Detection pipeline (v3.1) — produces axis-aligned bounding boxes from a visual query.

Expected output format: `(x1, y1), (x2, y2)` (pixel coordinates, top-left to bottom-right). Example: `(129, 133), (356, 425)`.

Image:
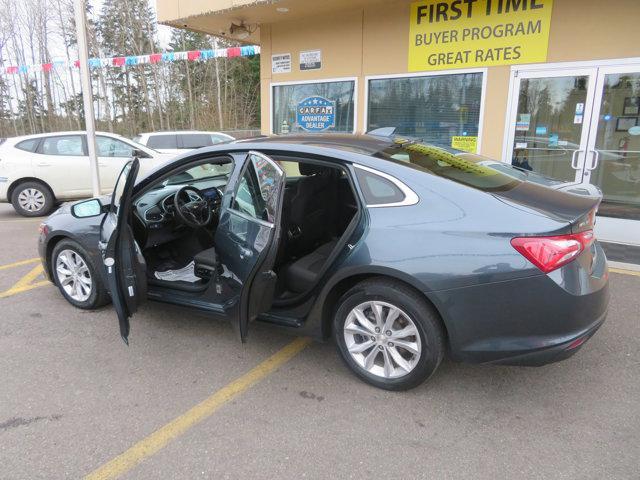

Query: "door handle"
(587, 150), (600, 171)
(570, 149), (584, 169)
(98, 162), (107, 167)
(36, 162), (52, 167)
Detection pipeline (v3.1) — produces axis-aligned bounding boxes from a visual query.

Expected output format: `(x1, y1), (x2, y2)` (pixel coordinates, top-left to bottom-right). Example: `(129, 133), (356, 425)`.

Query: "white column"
(74, 0), (101, 197)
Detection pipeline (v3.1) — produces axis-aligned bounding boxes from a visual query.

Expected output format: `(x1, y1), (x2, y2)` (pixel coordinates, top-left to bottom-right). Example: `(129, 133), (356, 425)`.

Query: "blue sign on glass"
(297, 96), (336, 132)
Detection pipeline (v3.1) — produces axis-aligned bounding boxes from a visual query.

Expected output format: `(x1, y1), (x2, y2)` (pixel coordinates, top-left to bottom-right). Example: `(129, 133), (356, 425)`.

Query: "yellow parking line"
(609, 267), (640, 277)
(85, 336), (311, 480)
(0, 257), (40, 271)
(0, 218), (42, 223)
(0, 264), (50, 298)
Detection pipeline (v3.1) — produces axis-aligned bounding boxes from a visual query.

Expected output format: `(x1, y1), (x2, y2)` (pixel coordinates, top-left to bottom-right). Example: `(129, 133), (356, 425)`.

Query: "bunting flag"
(0, 45), (260, 76)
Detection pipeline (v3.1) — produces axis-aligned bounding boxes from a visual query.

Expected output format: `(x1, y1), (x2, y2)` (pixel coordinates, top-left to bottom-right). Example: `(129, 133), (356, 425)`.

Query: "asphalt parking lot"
(0, 203), (639, 480)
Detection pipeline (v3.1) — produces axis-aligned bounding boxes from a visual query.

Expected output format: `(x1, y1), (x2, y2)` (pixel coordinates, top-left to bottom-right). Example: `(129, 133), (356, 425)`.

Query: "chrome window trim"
(353, 164), (419, 208)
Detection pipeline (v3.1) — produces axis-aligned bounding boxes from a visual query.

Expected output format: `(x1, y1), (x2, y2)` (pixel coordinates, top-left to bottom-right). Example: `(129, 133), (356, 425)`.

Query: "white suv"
(134, 131), (235, 154)
(0, 131), (172, 216)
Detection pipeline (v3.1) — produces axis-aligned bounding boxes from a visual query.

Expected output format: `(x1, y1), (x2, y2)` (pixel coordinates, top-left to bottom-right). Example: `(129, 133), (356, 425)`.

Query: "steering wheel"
(173, 186), (213, 228)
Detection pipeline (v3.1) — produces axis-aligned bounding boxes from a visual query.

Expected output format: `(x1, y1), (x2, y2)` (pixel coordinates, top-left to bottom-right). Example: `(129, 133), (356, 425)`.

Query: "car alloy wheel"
(55, 249), (93, 302)
(18, 188), (46, 212)
(343, 300), (422, 379)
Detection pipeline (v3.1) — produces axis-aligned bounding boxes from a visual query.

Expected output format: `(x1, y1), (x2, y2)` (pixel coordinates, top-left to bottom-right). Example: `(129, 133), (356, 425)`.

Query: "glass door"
(506, 68), (598, 183)
(584, 65), (640, 244)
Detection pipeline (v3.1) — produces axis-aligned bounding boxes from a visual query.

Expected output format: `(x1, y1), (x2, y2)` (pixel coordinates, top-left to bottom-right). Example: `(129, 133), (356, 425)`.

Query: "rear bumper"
(429, 242), (610, 366)
(487, 310), (606, 366)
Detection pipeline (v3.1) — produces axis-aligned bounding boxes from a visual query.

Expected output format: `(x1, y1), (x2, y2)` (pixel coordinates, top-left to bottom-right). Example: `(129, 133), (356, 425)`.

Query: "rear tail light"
(511, 230), (595, 273)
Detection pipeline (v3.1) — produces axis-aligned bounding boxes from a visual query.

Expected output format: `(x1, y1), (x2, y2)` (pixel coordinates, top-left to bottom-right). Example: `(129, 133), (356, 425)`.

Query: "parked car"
(0, 131), (172, 217)
(37, 134), (609, 390)
(133, 131), (235, 154)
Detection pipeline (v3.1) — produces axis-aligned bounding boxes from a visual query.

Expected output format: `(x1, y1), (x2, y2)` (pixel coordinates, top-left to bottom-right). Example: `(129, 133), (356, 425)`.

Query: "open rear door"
(214, 151), (285, 342)
(100, 158), (147, 344)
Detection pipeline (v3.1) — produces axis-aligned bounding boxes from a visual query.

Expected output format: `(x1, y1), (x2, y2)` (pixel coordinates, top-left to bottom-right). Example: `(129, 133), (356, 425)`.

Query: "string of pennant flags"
(0, 45), (260, 76)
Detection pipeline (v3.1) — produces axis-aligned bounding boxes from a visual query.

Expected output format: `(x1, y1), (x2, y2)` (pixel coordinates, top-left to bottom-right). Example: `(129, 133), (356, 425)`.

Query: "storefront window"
(367, 72), (483, 151)
(272, 80), (355, 134)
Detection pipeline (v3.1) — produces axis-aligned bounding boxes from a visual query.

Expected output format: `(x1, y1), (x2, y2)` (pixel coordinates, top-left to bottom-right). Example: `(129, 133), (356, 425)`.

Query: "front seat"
(287, 164), (334, 256)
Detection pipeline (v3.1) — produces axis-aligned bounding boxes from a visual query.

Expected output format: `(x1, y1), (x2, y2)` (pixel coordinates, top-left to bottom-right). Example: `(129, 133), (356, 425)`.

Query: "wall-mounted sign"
(300, 50), (322, 70)
(272, 53), (291, 74)
(408, 0), (553, 71)
(297, 96), (336, 132)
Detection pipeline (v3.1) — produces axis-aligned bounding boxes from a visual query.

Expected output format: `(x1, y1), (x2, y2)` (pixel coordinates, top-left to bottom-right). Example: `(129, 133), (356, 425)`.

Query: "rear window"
(179, 134), (213, 149)
(16, 138), (39, 152)
(355, 168), (405, 205)
(38, 135), (85, 156)
(147, 134), (178, 149)
(374, 140), (521, 192)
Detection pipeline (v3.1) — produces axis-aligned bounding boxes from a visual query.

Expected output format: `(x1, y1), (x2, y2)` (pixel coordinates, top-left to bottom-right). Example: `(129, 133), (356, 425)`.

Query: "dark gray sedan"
(37, 134), (609, 390)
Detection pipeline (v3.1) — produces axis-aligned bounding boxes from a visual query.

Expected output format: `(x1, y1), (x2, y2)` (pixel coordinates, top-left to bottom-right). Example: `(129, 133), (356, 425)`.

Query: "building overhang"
(156, 0), (389, 44)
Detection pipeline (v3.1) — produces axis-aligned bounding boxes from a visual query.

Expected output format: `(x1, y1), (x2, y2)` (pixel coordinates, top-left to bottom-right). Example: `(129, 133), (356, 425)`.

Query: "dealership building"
(158, 0), (640, 260)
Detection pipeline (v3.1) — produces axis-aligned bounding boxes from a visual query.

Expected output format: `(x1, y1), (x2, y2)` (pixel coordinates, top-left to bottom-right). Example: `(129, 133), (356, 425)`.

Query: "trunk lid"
(494, 180), (601, 232)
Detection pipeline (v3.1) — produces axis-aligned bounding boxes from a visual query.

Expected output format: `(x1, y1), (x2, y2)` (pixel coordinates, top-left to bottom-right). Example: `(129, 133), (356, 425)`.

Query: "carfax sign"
(408, 0), (553, 71)
(297, 96), (336, 132)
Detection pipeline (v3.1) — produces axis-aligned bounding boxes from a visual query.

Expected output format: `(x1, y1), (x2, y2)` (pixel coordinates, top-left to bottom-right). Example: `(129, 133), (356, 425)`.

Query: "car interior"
(131, 154), (359, 305)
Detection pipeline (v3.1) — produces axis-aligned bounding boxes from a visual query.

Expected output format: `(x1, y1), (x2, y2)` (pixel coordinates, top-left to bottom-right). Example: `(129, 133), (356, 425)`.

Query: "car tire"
(51, 239), (110, 310)
(333, 278), (445, 391)
(11, 181), (55, 217)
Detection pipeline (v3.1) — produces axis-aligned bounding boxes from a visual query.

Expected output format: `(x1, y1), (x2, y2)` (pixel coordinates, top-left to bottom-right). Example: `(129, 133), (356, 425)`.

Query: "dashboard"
(133, 177), (227, 248)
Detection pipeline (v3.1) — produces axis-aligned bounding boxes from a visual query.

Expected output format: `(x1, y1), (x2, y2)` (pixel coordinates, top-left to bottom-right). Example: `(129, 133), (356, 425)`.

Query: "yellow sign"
(408, 0), (553, 71)
(451, 135), (477, 152)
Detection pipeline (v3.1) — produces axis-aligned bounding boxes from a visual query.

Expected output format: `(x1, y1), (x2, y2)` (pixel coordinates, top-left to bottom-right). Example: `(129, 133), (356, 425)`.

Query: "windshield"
(373, 139), (559, 192)
(152, 162), (234, 189)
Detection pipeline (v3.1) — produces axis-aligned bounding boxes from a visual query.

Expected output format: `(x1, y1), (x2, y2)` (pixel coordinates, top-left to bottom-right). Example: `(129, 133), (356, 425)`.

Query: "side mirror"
(132, 148), (150, 159)
(72, 199), (103, 218)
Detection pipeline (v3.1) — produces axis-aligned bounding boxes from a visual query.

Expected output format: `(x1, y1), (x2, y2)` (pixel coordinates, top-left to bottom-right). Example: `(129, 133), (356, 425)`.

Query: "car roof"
(237, 133), (460, 158)
(137, 131), (231, 136)
(6, 131), (131, 142)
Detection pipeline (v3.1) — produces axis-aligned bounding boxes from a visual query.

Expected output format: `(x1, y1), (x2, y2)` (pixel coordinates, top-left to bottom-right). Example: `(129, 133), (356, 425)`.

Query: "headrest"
(299, 163), (329, 176)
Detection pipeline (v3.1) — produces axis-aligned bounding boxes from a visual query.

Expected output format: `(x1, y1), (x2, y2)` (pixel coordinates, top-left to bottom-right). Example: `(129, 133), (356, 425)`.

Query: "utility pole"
(74, 0), (101, 197)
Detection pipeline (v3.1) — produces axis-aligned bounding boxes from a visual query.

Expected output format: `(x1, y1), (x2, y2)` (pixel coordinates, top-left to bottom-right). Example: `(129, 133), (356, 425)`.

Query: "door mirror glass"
(72, 199), (103, 218)
(132, 148), (150, 159)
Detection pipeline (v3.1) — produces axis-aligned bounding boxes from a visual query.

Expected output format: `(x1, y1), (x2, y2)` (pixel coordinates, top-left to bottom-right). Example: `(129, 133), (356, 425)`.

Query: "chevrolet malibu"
(37, 134), (609, 390)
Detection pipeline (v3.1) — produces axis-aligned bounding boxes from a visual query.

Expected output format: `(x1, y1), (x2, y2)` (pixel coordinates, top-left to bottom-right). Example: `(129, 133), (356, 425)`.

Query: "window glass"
(273, 80), (355, 134)
(16, 138), (39, 152)
(180, 134), (213, 149)
(210, 134), (231, 144)
(96, 136), (135, 158)
(367, 73), (483, 149)
(355, 168), (405, 205)
(39, 136), (84, 156)
(277, 160), (302, 178)
(112, 162), (132, 209)
(147, 134), (177, 149)
(163, 160), (234, 186)
(232, 154), (282, 222)
(374, 140), (521, 192)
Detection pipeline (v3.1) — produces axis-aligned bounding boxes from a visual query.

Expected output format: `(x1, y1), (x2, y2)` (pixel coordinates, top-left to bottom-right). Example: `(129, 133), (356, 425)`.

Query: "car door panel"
(36, 135), (91, 198)
(95, 135), (137, 194)
(100, 159), (147, 343)
(214, 151), (285, 341)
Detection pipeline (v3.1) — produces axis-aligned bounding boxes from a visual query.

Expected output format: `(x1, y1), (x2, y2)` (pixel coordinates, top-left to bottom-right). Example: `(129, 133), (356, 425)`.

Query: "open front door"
(214, 151), (285, 342)
(100, 158), (147, 344)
